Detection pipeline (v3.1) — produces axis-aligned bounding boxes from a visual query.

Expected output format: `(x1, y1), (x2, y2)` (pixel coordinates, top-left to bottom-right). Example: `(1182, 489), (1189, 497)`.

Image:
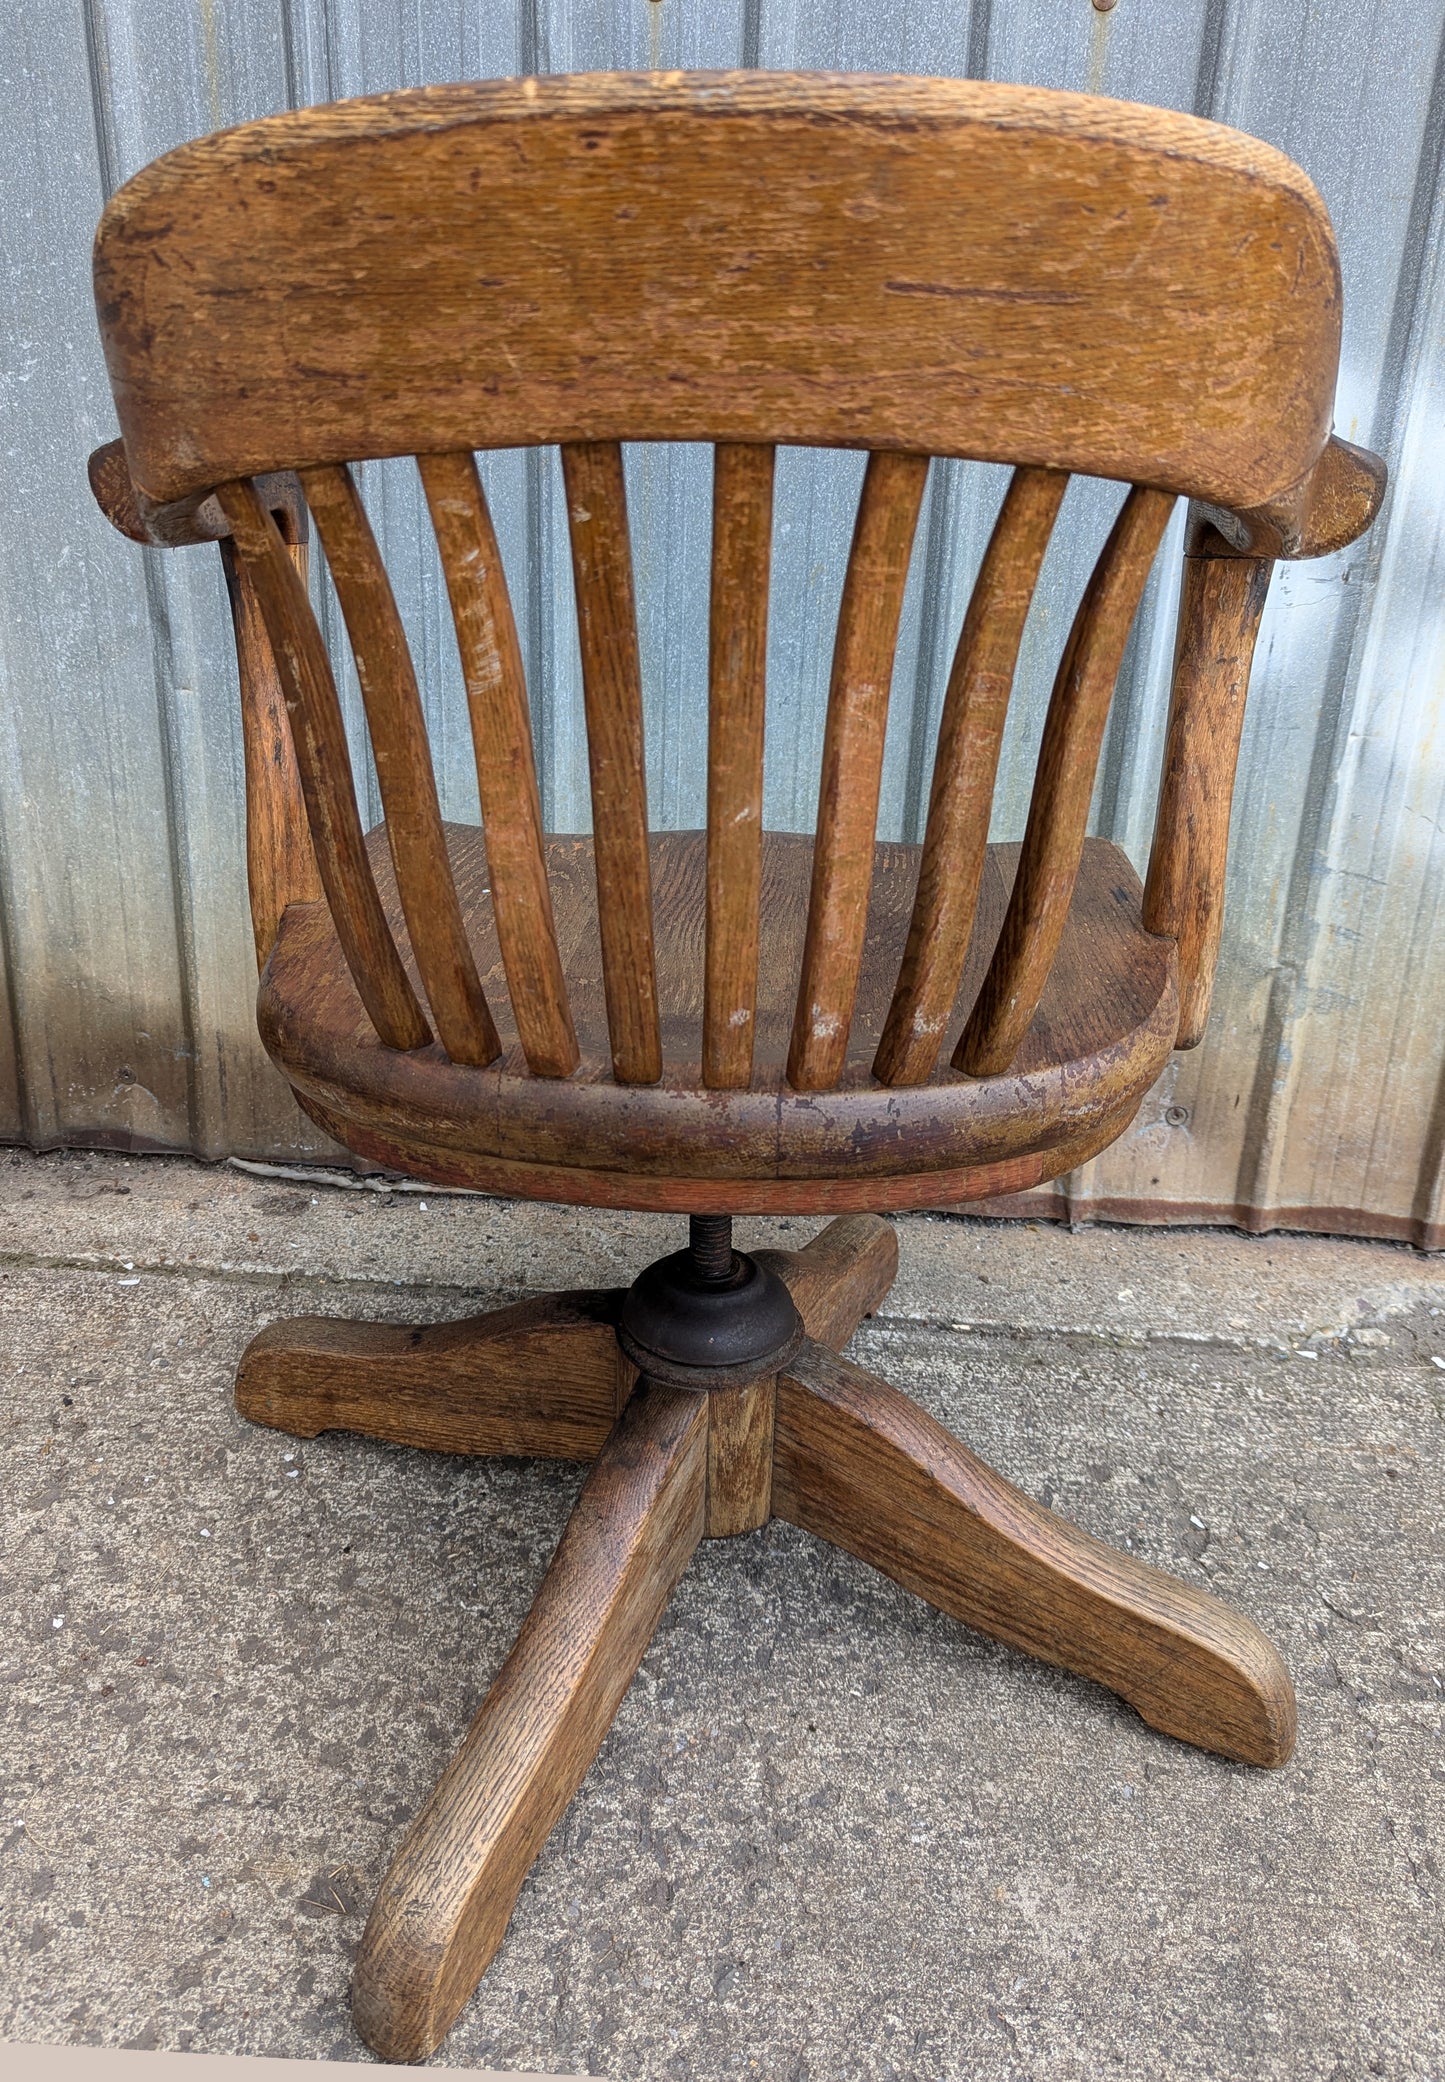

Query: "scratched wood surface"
(7, 8), (1441, 1247)
(95, 76), (1342, 519)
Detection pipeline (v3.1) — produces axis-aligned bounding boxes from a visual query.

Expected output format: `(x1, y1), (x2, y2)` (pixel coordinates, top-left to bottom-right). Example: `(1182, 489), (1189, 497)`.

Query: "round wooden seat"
(259, 824), (1177, 1212)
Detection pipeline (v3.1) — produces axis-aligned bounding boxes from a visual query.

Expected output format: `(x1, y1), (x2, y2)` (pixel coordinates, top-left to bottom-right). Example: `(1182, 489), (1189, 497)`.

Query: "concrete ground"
(0, 1145), (1441, 2081)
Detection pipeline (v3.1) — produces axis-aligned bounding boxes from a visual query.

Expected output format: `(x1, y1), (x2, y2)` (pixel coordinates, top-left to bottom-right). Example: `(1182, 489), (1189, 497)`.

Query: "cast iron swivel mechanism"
(618, 1214), (804, 1389)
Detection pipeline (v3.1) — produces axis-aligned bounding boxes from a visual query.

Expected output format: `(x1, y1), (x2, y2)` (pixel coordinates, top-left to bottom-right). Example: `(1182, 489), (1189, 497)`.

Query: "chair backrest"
(92, 73), (1353, 1092)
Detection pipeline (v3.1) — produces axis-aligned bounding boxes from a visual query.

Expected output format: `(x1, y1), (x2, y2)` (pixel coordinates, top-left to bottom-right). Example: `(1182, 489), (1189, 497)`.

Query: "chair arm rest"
(1191, 433), (1386, 560)
(87, 438), (307, 549)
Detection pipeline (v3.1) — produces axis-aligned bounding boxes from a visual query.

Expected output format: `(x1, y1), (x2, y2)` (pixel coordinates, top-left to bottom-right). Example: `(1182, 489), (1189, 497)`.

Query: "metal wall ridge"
(1, 1), (1442, 1249)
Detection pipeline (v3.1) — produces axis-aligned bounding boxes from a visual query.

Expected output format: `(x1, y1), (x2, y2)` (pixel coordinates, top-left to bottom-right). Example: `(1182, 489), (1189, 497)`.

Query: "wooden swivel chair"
(89, 74), (1384, 2061)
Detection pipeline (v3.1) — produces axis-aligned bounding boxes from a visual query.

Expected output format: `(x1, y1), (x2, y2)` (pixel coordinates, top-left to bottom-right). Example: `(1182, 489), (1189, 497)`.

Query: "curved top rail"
(95, 72), (1340, 519)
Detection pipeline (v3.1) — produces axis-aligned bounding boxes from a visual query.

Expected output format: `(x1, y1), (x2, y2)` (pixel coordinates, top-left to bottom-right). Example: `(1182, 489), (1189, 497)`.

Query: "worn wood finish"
(704, 441), (775, 1090)
(754, 1212), (899, 1350)
(235, 1290), (633, 1461)
(1194, 432), (1387, 561)
(218, 537), (323, 971)
(259, 828), (1178, 1200)
(216, 478), (429, 1050)
(957, 486), (1176, 1077)
(875, 466), (1068, 1085)
(772, 1340), (1297, 1768)
(353, 1379), (707, 2064)
(299, 1101), (1125, 1215)
(561, 440), (661, 1085)
(420, 449), (579, 1079)
(87, 435), (307, 550)
(94, 76), (1344, 518)
(229, 1213), (894, 1472)
(302, 462), (500, 1067)
(1144, 546), (1274, 1046)
(788, 450), (930, 1090)
(704, 1375), (777, 1536)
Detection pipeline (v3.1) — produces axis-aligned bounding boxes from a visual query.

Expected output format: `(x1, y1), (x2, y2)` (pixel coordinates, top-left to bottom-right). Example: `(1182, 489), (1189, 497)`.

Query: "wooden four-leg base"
(235, 1215), (1296, 2063)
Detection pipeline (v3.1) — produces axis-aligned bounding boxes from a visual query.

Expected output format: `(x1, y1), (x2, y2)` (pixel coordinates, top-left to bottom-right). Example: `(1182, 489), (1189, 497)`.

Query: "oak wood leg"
(758, 1211), (899, 1348)
(235, 1290), (633, 1460)
(701, 1215), (899, 1536)
(772, 1340), (1296, 1768)
(352, 1378), (707, 2063)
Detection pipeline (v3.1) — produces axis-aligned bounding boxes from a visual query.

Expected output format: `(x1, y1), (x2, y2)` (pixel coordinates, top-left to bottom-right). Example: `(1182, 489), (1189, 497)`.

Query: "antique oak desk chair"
(89, 74), (1383, 2060)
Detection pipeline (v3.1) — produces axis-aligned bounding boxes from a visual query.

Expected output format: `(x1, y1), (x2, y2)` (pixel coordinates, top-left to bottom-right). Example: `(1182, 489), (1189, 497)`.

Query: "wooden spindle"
(420, 450), (580, 1079)
(873, 466), (1068, 1087)
(216, 478), (431, 1052)
(704, 442), (775, 1089)
(787, 449), (929, 1092)
(1144, 534), (1274, 1047)
(956, 484), (1175, 1078)
(302, 463), (500, 1068)
(220, 532), (324, 973)
(561, 440), (661, 1086)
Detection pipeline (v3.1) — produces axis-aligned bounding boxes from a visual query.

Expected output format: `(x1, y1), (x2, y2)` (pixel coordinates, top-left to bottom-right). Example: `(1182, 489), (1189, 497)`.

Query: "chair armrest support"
(1143, 544), (1273, 1047)
(89, 437), (320, 971)
(1147, 434), (1384, 1048)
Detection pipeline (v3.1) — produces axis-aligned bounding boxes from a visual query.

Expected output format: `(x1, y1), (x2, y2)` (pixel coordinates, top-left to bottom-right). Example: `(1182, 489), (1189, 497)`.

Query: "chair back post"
(219, 531), (325, 973)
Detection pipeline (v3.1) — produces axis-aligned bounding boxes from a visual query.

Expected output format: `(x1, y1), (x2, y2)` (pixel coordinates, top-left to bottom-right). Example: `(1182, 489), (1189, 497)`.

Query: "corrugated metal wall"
(1, 1), (1442, 1246)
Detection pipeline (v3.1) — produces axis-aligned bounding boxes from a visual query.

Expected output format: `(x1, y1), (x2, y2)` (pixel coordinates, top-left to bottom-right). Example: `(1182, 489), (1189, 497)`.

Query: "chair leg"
(757, 1211), (899, 1348)
(235, 1289), (632, 1461)
(772, 1339), (1296, 1769)
(352, 1378), (708, 2064)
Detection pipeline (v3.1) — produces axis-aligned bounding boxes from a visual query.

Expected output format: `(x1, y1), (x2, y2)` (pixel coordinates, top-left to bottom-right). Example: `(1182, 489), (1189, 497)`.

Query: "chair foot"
(352, 1378), (707, 2063)
(234, 1290), (633, 1460)
(772, 1339), (1296, 1768)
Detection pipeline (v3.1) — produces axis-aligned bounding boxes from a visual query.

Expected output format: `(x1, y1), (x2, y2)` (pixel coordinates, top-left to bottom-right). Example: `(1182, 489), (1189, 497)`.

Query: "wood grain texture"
(216, 479), (430, 1050)
(875, 466), (1067, 1085)
(259, 828), (1177, 1201)
(704, 441), (775, 1090)
(218, 535), (323, 971)
(772, 1340), (1297, 1768)
(297, 1101), (1123, 1215)
(303, 462), (500, 1067)
(754, 1212), (899, 1351)
(1144, 547), (1274, 1046)
(352, 1378), (706, 2062)
(87, 436), (167, 544)
(788, 450), (929, 1090)
(705, 1375), (776, 1536)
(420, 449), (579, 1078)
(95, 75), (1342, 515)
(235, 1290), (633, 1461)
(957, 486), (1175, 1077)
(561, 440), (661, 1085)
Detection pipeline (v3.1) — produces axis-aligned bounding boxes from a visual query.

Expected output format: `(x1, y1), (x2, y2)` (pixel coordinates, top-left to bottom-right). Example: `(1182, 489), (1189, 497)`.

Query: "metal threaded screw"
(689, 1214), (736, 1282)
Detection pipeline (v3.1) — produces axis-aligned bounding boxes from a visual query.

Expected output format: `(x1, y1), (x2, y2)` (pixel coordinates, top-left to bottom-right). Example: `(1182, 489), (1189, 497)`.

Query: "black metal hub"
(617, 1216), (804, 1392)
